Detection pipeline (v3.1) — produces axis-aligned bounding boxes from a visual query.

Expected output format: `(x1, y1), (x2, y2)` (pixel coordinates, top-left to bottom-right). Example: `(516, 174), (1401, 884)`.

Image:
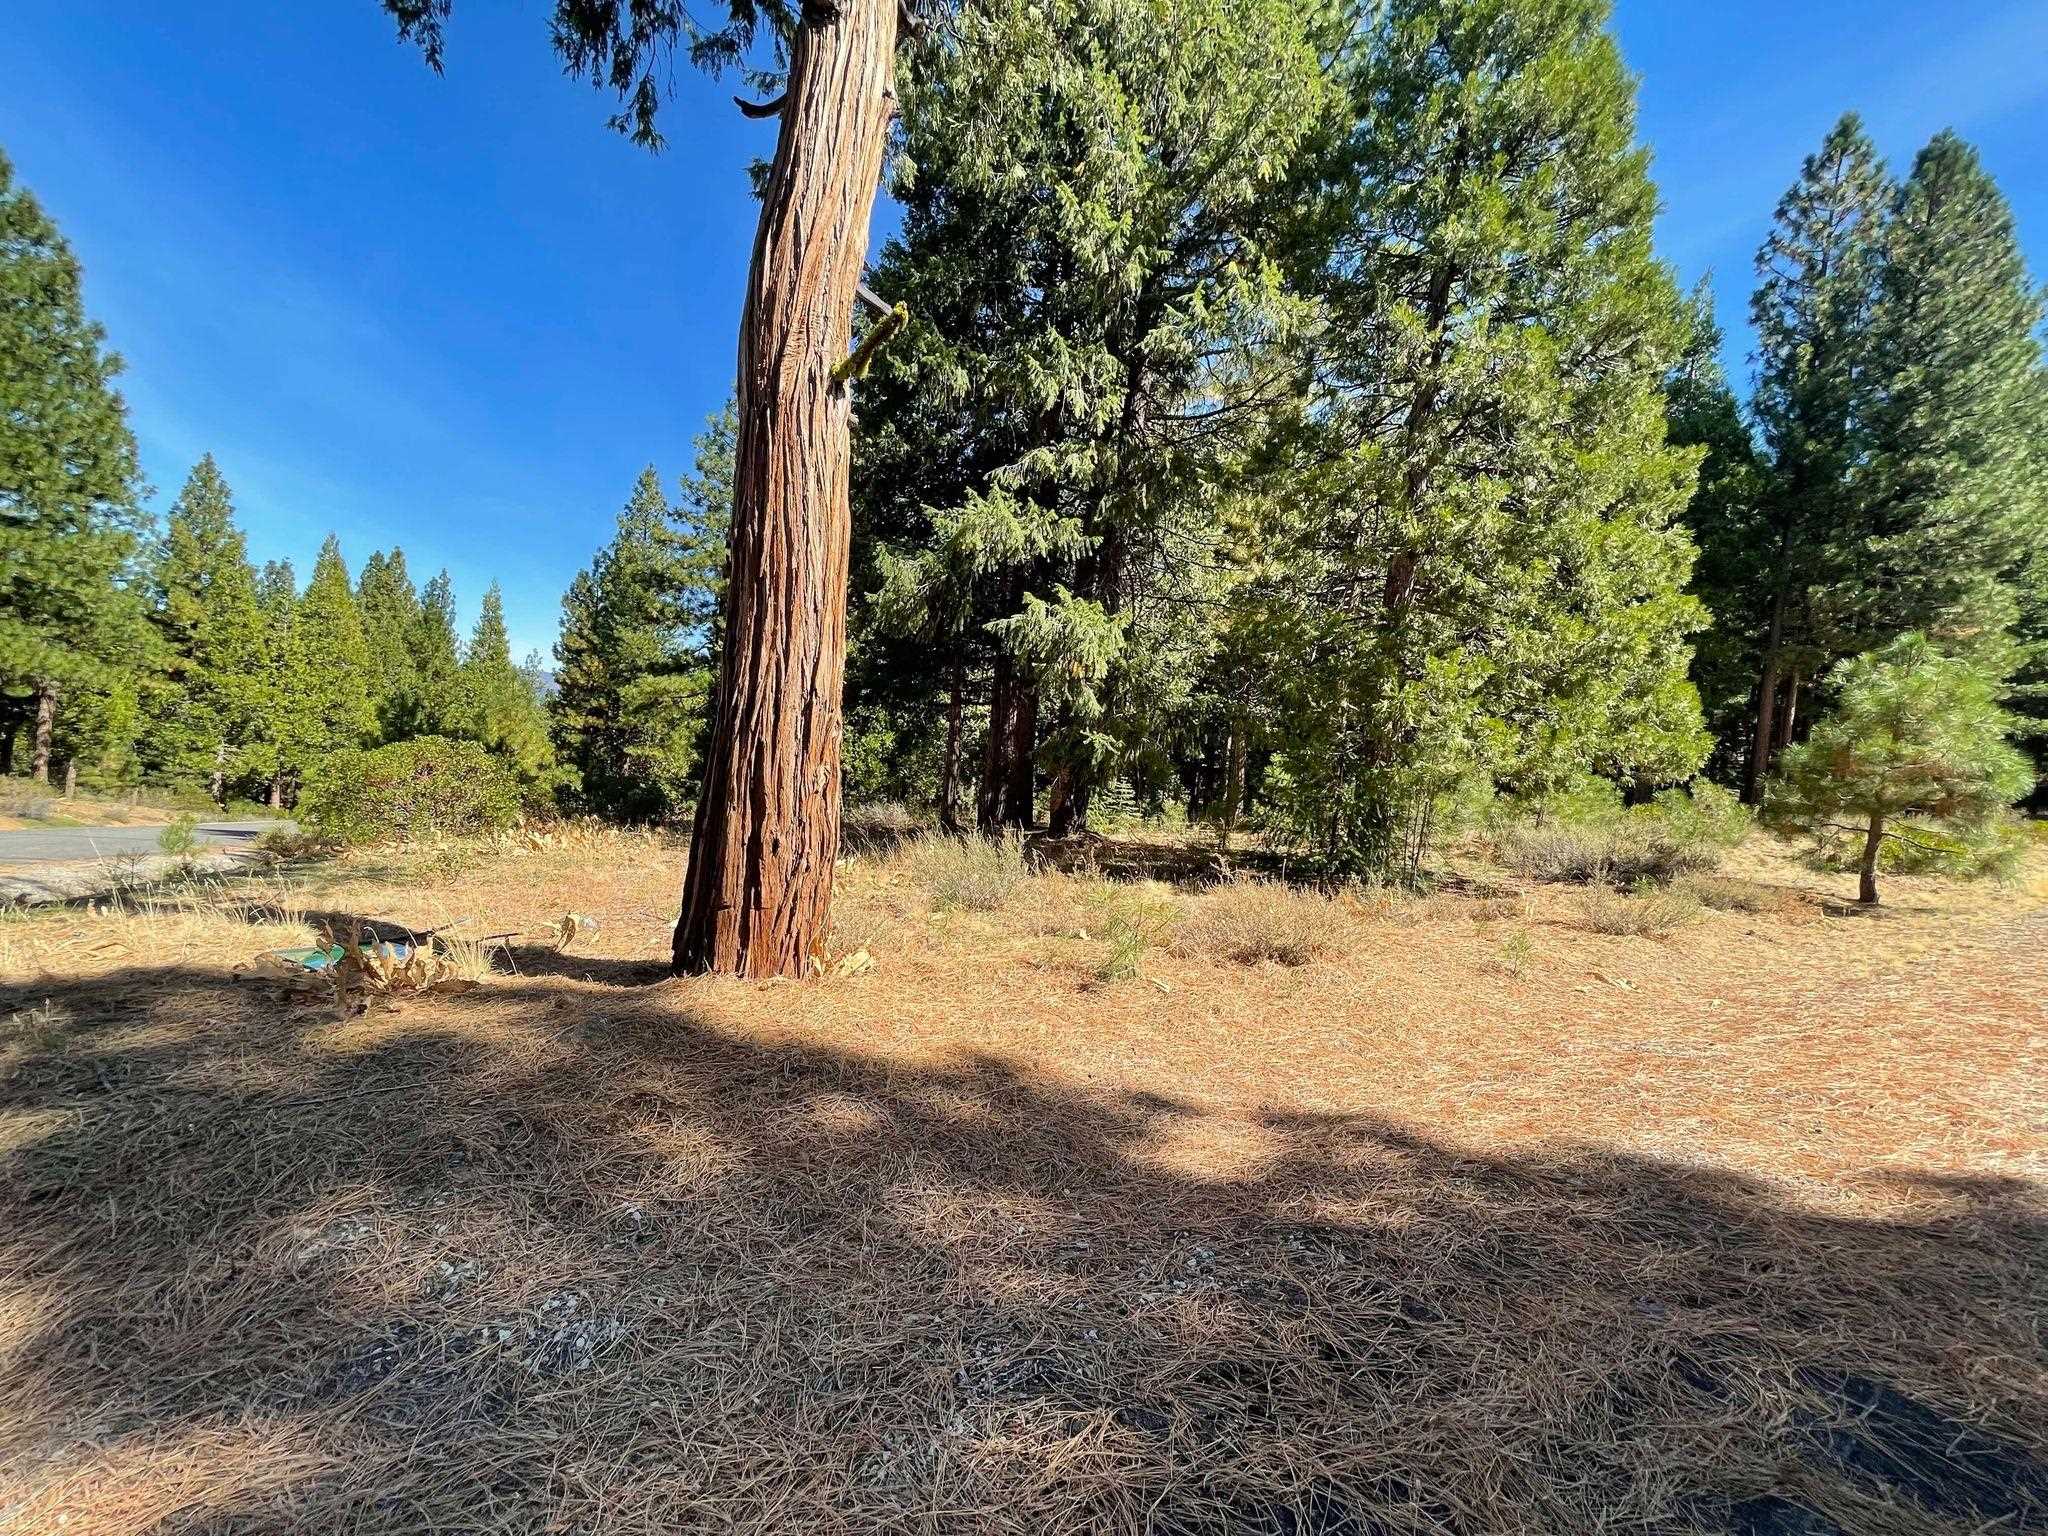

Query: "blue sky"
(7, 1), (2046, 660)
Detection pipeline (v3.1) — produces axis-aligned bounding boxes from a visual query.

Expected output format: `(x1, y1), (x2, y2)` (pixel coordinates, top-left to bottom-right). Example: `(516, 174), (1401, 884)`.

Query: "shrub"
(157, 813), (199, 855)
(904, 833), (1029, 912)
(1498, 821), (1718, 885)
(257, 824), (334, 859)
(1497, 783), (1743, 886)
(1650, 782), (1751, 850)
(299, 737), (520, 847)
(1174, 876), (1347, 966)
(1575, 885), (1700, 937)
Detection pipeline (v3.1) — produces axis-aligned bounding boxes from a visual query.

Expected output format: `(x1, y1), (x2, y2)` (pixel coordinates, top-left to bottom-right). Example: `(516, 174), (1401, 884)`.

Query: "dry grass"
(902, 832), (1032, 912)
(1171, 875), (1347, 966)
(1679, 874), (1789, 915)
(1, 828), (2045, 1534)
(1499, 821), (1721, 886)
(1576, 883), (1704, 937)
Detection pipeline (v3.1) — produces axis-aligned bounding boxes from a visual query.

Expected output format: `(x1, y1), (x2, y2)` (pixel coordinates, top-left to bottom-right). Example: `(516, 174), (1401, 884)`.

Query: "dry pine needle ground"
(0, 828), (2044, 1534)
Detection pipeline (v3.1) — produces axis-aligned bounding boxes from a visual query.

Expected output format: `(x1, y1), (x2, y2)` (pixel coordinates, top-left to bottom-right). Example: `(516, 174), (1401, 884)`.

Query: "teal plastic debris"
(274, 942), (412, 972)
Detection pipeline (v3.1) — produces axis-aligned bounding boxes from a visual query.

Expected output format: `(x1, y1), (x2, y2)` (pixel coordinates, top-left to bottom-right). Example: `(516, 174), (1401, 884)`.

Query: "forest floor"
(1, 824), (2044, 1534)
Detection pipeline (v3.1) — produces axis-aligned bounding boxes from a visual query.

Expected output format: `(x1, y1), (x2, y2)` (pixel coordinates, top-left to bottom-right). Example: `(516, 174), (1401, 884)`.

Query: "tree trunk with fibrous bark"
(672, 0), (900, 977)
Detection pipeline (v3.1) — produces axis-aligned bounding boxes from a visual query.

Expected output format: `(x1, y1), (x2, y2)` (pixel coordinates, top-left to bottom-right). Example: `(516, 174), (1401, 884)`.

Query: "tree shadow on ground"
(0, 960), (2043, 1534)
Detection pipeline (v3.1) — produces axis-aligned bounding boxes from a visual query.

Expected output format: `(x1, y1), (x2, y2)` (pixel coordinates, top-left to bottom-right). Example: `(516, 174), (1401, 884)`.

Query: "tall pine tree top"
(1750, 112), (1890, 558)
(1858, 131), (2047, 648)
(0, 149), (144, 699)
(284, 535), (376, 762)
(357, 547), (423, 737)
(145, 456), (269, 784)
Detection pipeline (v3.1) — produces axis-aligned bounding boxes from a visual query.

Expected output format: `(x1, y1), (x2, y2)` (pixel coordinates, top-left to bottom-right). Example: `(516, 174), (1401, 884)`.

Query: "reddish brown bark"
(672, 0), (899, 977)
(31, 684), (55, 784)
(977, 651), (1037, 831)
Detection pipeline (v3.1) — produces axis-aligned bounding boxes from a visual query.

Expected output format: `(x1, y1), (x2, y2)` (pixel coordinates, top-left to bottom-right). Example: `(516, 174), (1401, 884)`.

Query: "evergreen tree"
(356, 547), (423, 740)
(1742, 113), (1892, 799)
(279, 536), (375, 780)
(1855, 132), (2046, 660)
(553, 453), (726, 821)
(462, 582), (556, 788)
(246, 560), (301, 806)
(144, 456), (269, 799)
(864, 0), (1335, 832)
(1668, 283), (1767, 782)
(1265, 0), (1707, 875)
(1770, 635), (2032, 904)
(0, 149), (146, 781)
(396, 570), (465, 738)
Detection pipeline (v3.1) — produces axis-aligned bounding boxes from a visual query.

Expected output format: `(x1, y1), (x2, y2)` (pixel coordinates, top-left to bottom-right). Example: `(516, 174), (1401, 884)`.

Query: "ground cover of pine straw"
(1, 829), (2044, 1535)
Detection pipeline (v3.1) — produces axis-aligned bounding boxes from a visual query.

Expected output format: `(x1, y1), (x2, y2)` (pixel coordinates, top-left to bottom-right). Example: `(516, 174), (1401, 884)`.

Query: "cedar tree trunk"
(31, 685), (56, 784)
(977, 653), (1037, 832)
(672, 0), (899, 977)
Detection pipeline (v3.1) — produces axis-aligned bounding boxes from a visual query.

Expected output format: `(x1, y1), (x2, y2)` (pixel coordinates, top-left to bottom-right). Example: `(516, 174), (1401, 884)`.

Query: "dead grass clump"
(903, 833), (1029, 912)
(1501, 822), (1719, 886)
(1174, 876), (1346, 965)
(1678, 874), (1780, 914)
(1576, 884), (1701, 937)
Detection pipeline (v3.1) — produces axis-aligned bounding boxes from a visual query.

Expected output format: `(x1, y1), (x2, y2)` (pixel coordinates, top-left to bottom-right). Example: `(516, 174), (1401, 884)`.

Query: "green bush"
(1649, 782), (1750, 850)
(157, 813), (199, 855)
(299, 737), (520, 846)
(1497, 781), (1747, 885)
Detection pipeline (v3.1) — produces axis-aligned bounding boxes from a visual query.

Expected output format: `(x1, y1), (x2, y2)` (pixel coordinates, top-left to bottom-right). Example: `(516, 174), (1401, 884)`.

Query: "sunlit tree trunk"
(30, 685), (55, 784)
(672, 0), (900, 977)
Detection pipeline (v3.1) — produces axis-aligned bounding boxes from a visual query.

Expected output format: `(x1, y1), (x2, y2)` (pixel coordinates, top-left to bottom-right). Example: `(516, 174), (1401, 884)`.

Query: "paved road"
(0, 820), (281, 863)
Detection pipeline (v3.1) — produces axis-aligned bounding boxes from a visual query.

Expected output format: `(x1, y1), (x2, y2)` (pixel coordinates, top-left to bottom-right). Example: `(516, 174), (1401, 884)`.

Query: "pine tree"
(1771, 635), (2033, 904)
(1855, 132), (2046, 659)
(1669, 283), (1767, 782)
(280, 536), (375, 778)
(1743, 113), (1892, 800)
(145, 456), (269, 799)
(246, 560), (301, 806)
(395, 570), (465, 738)
(462, 582), (555, 788)
(356, 548), (423, 740)
(1267, 0), (1707, 875)
(553, 456), (725, 821)
(0, 150), (146, 782)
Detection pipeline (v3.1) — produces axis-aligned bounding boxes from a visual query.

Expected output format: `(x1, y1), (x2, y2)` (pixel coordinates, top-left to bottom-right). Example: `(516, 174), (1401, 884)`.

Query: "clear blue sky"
(7, 1), (2046, 660)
